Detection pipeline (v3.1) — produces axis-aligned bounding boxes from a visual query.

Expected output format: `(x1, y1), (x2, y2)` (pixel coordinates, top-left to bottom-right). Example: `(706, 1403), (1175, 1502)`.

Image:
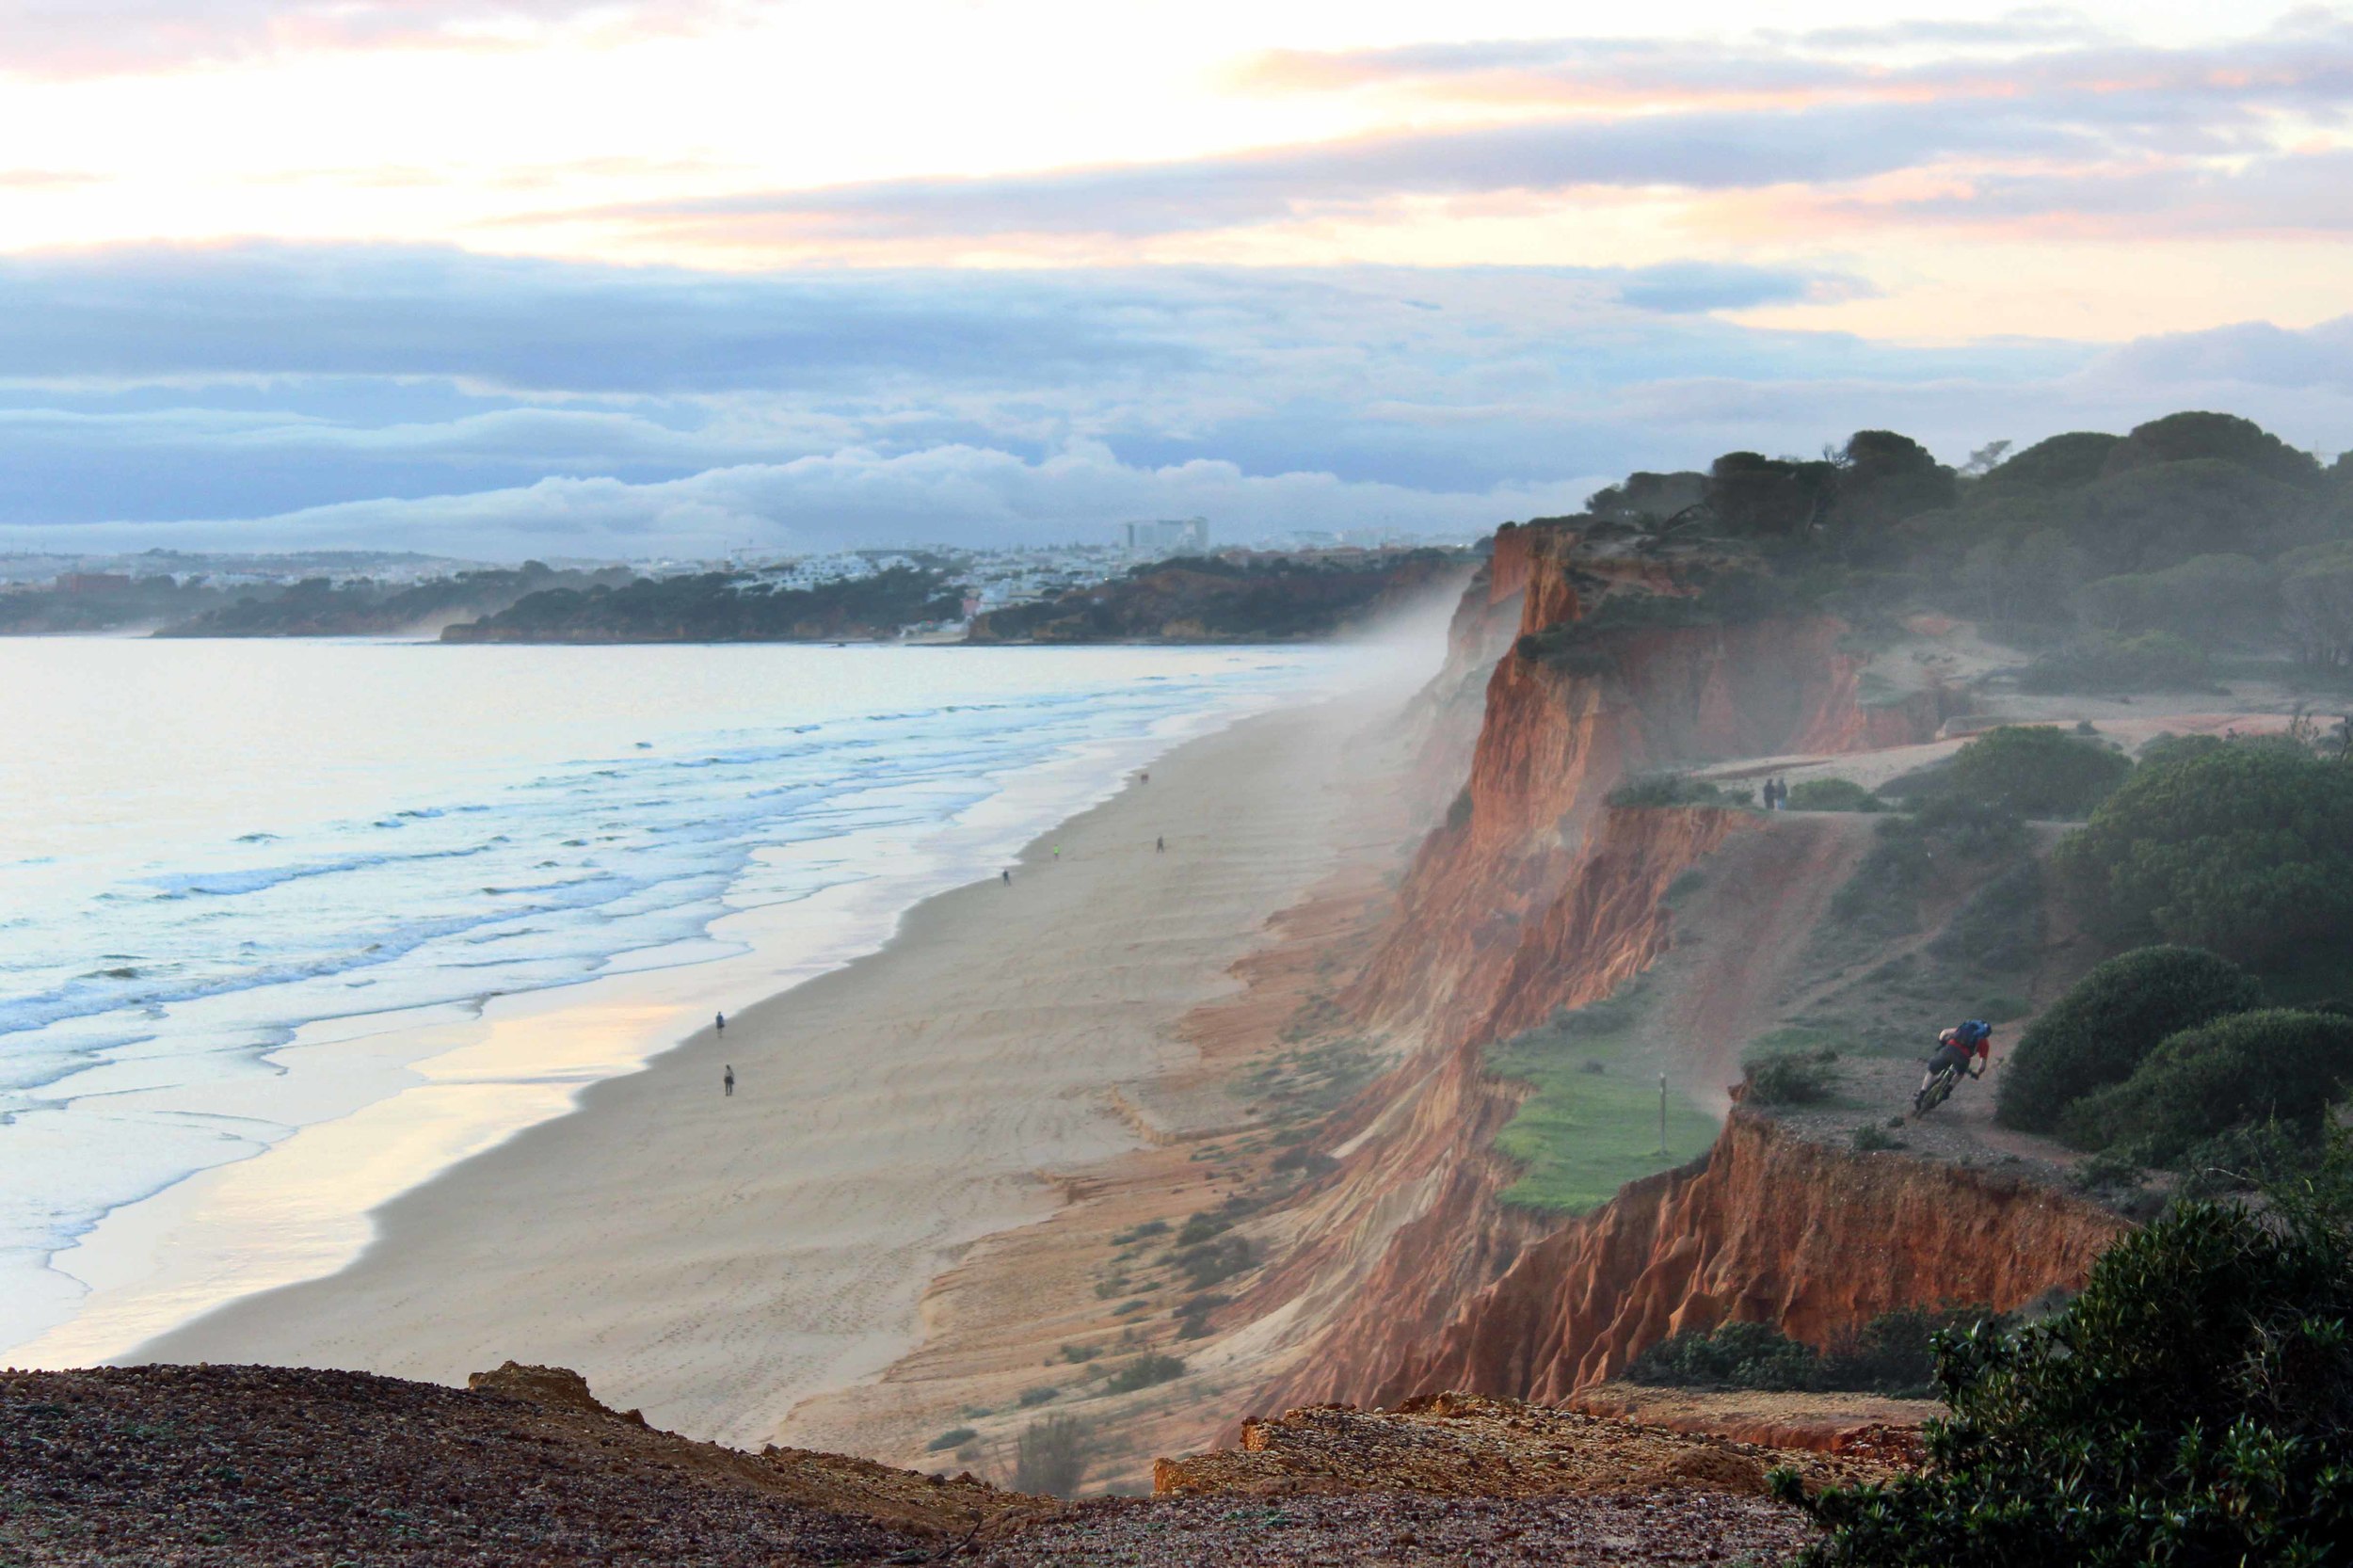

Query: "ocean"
(0, 636), (1350, 1362)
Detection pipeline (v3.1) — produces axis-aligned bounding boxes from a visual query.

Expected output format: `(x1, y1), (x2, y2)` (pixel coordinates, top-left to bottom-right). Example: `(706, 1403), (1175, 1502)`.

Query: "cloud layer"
(1, 242), (2345, 560)
(537, 11), (2353, 254)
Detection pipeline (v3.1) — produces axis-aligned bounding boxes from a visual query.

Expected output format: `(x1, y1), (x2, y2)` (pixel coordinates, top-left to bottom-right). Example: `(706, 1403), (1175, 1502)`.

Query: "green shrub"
(1172, 1234), (1257, 1290)
(2056, 744), (2353, 968)
(1101, 1353), (1187, 1394)
(1817, 1307), (2003, 1400)
(927, 1426), (977, 1451)
(1783, 1194), (2353, 1565)
(1016, 1384), (1060, 1407)
(2067, 1149), (2146, 1193)
(2059, 1009), (2353, 1164)
(1884, 726), (2129, 818)
(2074, 553), (2279, 650)
(1173, 1212), (1230, 1247)
(1630, 1307), (1994, 1400)
(2018, 630), (2210, 693)
(1628, 1320), (1818, 1391)
(1607, 773), (1747, 808)
(1935, 726), (2133, 819)
(1787, 776), (1882, 811)
(1851, 1123), (1905, 1153)
(1173, 1294), (1228, 1340)
(1747, 1053), (1836, 1105)
(1994, 946), (2258, 1131)
(2172, 1120), (2332, 1201)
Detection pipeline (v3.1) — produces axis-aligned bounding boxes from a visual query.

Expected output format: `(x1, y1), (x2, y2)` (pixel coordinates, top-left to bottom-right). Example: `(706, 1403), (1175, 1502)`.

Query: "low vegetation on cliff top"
(1878, 724), (2130, 820)
(1555, 410), (2353, 695)
(1488, 989), (1717, 1215)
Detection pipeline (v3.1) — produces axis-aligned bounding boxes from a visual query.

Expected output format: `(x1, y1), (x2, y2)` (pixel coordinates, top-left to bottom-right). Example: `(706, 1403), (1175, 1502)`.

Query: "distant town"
(0, 519), (1480, 641)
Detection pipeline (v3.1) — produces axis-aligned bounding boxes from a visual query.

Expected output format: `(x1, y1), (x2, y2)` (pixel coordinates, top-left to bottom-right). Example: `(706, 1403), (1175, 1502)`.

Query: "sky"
(3, 0), (2350, 559)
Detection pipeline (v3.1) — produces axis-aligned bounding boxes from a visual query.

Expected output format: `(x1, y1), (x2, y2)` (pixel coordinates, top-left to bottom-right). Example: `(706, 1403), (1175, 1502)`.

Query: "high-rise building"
(1122, 518), (1209, 556)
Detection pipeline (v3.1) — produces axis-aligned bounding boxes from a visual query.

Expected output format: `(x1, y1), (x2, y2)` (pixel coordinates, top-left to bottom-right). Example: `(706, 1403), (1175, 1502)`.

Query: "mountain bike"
(1912, 1064), (1962, 1119)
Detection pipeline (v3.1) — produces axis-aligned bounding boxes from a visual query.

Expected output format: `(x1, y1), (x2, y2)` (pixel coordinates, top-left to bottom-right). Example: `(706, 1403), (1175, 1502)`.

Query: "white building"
(1122, 518), (1209, 557)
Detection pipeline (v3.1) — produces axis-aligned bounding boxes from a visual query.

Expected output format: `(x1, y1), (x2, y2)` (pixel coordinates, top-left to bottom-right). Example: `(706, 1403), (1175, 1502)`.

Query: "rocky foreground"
(0, 1366), (1903, 1566)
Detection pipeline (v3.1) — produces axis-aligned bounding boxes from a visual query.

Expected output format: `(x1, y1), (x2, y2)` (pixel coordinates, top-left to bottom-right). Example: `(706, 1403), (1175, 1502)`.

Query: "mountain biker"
(1920, 1019), (1993, 1096)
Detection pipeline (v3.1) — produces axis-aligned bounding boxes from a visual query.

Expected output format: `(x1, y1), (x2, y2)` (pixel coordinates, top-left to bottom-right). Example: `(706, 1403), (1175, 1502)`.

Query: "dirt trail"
(1637, 813), (1877, 1114)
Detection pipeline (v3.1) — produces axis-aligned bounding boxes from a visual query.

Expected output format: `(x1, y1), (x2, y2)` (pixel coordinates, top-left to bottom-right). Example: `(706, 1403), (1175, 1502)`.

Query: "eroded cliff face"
(1226, 525), (2104, 1428)
(1349, 522), (1931, 1048)
(1365, 1112), (2127, 1408)
(1237, 804), (1755, 1418)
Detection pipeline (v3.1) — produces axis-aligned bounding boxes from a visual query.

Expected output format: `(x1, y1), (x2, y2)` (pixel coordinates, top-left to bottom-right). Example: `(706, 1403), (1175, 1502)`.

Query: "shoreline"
(114, 688), (1415, 1450)
(5, 680), (1315, 1372)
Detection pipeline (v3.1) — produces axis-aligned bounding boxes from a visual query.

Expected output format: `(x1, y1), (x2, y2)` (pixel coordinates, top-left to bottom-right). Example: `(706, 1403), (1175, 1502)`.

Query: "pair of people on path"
(1761, 776), (1792, 809)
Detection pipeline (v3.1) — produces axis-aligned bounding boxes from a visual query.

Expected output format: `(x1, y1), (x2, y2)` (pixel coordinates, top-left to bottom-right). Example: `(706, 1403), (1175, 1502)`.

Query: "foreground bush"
(1785, 1194), (2353, 1565)
(2057, 743), (2353, 968)
(2060, 1008), (2353, 1164)
(1995, 946), (2259, 1131)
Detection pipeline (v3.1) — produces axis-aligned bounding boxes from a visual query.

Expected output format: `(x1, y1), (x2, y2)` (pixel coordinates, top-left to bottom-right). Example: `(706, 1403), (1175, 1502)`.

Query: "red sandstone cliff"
(1225, 525), (2104, 1428)
(1366, 1112), (2127, 1408)
(1350, 522), (1934, 1048)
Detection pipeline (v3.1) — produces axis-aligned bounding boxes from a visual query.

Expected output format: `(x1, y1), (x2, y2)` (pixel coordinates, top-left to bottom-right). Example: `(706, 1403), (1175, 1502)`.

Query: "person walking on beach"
(723, 1064), (735, 1097)
(1156, 835), (1164, 853)
(1002, 868), (1012, 885)
(715, 1010), (727, 1034)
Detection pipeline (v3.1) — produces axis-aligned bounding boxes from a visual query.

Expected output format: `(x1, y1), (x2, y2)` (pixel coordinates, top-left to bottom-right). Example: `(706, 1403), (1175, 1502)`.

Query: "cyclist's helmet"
(1961, 1019), (1992, 1042)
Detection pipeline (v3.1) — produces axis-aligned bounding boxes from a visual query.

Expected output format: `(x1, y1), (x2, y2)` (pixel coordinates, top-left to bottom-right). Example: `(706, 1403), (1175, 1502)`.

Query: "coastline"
(4, 651), (1337, 1372)
(118, 690), (1410, 1449)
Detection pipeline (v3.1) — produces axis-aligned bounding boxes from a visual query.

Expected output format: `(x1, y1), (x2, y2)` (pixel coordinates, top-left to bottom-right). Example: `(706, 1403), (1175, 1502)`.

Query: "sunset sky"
(5, 0), (2350, 556)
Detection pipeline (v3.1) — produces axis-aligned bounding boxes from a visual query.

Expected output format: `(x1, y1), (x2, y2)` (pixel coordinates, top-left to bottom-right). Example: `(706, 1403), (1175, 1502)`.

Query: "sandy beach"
(136, 690), (1405, 1450)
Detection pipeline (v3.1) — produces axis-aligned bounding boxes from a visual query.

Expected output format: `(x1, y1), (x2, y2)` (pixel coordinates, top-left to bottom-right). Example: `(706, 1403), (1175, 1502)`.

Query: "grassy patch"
(1489, 995), (1718, 1215)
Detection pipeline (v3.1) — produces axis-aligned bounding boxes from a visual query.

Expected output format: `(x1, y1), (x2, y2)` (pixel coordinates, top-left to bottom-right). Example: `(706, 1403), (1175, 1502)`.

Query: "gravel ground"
(0, 1366), (1822, 1567)
(0, 1366), (933, 1566)
(967, 1491), (1817, 1566)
